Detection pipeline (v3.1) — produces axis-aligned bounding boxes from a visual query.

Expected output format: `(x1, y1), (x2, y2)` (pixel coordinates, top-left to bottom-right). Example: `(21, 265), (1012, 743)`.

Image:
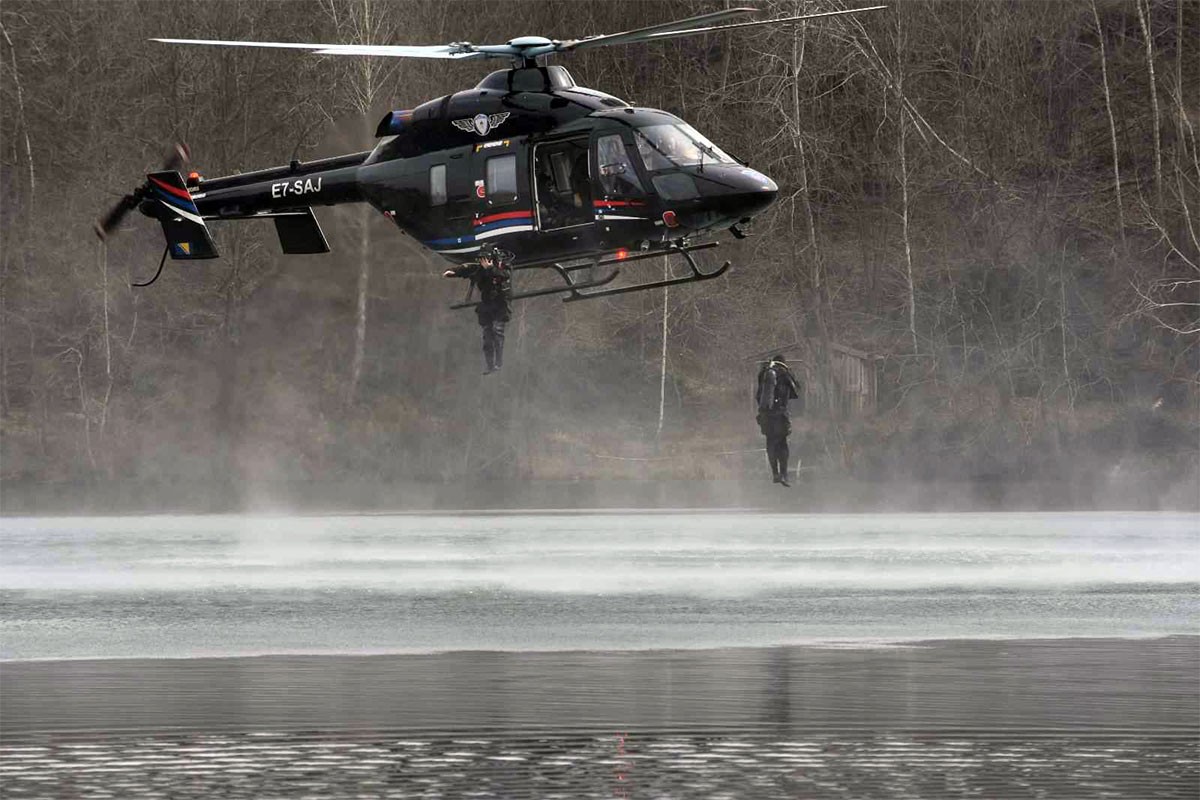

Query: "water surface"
(2, 513), (1196, 797)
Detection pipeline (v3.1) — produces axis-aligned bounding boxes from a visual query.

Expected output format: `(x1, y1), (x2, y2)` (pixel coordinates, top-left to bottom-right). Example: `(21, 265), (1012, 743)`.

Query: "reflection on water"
(1, 732), (1195, 799)
(4, 639), (1197, 736)
(2, 638), (1197, 798)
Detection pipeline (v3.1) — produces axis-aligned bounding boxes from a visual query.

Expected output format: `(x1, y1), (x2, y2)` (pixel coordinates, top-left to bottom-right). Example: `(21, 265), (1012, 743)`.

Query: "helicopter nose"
(732, 167), (778, 217)
(685, 165), (778, 226)
(653, 165), (779, 234)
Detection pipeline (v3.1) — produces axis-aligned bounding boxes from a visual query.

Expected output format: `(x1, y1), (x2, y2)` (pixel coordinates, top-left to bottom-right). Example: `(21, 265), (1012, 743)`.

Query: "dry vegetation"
(1, 0), (1197, 508)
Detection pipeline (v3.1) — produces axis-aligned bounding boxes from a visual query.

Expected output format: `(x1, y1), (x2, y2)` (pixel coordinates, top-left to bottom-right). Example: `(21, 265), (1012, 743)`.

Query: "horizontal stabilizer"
(147, 171), (219, 259)
(274, 209), (330, 254)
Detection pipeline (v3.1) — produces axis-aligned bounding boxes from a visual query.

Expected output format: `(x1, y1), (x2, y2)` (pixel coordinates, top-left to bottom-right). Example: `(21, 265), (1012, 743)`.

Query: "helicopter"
(96, 5), (885, 305)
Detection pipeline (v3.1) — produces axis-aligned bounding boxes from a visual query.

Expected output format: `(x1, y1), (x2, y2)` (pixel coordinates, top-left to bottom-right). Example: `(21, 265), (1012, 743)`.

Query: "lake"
(2, 512), (1197, 797)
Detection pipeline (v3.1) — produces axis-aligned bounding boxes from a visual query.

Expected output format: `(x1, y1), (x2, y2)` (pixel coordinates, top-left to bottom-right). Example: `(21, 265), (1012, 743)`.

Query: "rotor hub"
(507, 35), (554, 49)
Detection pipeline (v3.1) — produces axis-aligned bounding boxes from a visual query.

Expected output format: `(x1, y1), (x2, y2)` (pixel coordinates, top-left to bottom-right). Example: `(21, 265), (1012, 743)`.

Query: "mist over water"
(2, 513), (1196, 659)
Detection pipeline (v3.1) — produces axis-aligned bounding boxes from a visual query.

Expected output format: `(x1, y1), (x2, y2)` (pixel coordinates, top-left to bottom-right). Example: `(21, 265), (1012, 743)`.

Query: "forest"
(1, 0), (1197, 510)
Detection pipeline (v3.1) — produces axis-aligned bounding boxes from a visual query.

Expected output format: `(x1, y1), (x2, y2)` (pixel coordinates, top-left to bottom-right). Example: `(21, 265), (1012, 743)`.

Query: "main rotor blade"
(566, 6), (888, 52)
(151, 38), (484, 59)
(561, 8), (757, 52)
(152, 6), (886, 63)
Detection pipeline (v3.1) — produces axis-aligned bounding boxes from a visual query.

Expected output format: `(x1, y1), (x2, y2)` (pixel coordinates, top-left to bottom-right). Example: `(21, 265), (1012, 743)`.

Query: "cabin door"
(470, 143), (531, 256)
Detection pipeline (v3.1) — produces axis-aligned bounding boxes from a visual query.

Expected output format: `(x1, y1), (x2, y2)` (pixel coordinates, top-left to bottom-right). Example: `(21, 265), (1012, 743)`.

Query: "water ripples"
(2, 731), (1195, 798)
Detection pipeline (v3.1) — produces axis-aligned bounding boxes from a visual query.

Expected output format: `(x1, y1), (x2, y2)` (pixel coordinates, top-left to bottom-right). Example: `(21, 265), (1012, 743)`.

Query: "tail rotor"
(94, 143), (191, 240)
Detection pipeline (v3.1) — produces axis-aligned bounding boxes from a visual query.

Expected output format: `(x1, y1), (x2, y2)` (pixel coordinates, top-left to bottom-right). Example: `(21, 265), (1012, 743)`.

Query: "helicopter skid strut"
(564, 240), (729, 302)
(451, 241), (729, 309)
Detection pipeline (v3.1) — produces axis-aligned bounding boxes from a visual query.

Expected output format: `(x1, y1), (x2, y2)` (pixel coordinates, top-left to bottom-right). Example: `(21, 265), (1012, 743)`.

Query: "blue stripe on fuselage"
(424, 234), (475, 246)
(425, 217), (535, 247)
(154, 187), (199, 213)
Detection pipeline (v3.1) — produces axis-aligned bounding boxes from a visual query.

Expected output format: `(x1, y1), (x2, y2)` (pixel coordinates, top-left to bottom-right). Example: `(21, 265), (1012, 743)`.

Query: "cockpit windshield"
(633, 123), (736, 171)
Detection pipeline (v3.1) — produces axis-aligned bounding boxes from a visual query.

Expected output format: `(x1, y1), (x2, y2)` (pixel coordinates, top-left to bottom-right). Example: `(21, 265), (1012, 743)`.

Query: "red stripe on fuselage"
(474, 210), (532, 226)
(594, 200), (646, 208)
(149, 176), (193, 202)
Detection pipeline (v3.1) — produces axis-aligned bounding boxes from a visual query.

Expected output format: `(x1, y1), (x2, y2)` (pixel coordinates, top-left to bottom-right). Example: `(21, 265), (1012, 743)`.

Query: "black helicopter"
(97, 5), (885, 304)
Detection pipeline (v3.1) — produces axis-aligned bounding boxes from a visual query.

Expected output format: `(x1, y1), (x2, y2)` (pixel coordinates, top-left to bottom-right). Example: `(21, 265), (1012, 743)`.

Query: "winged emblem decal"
(452, 112), (511, 136)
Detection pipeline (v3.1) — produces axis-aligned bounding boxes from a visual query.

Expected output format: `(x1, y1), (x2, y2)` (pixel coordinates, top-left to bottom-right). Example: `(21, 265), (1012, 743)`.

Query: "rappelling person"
(443, 243), (513, 374)
(756, 355), (800, 486)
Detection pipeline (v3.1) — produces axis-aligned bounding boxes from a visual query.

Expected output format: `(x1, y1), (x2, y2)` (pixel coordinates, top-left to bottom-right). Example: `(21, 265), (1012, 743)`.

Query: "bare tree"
(656, 258), (669, 440)
(895, 9), (918, 356)
(0, 21), (34, 201)
(1091, 0), (1127, 253)
(319, 0), (402, 405)
(1136, 0), (1164, 212)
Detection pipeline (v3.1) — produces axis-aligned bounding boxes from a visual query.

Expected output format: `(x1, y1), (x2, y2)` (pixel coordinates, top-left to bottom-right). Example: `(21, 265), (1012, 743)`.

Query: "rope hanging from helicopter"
(131, 246), (170, 288)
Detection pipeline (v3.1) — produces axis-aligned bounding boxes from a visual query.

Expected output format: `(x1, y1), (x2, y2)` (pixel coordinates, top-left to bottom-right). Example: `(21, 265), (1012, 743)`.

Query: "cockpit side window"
(596, 134), (645, 198)
(634, 123), (735, 171)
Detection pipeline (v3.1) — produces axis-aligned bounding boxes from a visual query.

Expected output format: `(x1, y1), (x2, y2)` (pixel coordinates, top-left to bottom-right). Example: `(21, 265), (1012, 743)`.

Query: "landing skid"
(566, 241), (729, 302)
(450, 240), (730, 310)
(450, 261), (619, 309)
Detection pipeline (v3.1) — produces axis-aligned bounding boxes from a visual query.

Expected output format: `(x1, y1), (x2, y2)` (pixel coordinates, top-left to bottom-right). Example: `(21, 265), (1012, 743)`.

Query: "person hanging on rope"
(756, 355), (800, 486)
(443, 243), (513, 374)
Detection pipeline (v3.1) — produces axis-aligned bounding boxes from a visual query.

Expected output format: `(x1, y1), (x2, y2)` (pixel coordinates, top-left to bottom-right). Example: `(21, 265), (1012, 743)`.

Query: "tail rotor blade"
(94, 143), (188, 240)
(163, 143), (190, 173)
(94, 195), (137, 240)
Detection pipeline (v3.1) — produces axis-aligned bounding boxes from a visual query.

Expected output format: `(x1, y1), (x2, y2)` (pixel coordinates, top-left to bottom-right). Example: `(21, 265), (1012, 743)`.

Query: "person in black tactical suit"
(756, 355), (800, 486)
(443, 243), (513, 374)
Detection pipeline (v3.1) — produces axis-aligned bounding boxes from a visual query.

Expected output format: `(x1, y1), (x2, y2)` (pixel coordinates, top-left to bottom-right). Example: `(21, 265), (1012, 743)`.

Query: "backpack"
(756, 362), (799, 412)
(755, 363), (770, 408)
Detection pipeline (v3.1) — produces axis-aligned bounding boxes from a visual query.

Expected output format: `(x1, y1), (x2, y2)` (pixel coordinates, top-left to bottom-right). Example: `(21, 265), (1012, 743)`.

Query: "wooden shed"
(818, 342), (880, 415)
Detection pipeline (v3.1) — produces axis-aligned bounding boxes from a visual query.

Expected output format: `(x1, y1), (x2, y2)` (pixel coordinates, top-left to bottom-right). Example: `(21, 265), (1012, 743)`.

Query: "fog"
(1, 0), (1197, 514)
(3, 513), (1197, 660)
(5, 513), (1197, 596)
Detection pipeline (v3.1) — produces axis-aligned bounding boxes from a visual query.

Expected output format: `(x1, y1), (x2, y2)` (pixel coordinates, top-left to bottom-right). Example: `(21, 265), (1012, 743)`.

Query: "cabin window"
(486, 154), (518, 204)
(430, 164), (447, 206)
(596, 134), (645, 198)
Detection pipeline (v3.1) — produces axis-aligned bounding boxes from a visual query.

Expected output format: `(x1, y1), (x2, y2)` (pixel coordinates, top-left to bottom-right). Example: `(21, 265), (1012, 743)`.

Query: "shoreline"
(3, 475), (1198, 515)
(1, 632), (1194, 665)
(4, 508), (1199, 520)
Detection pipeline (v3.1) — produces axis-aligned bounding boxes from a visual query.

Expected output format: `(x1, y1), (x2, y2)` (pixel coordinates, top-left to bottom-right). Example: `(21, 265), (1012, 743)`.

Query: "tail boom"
(141, 152), (368, 259)
(190, 152), (368, 220)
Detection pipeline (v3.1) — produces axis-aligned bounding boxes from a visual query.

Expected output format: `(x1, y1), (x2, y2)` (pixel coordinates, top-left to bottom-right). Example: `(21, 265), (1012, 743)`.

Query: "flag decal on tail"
(149, 175), (205, 225)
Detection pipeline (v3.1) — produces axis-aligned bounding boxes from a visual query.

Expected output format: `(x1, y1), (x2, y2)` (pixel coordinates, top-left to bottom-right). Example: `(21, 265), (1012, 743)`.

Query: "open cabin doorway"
(533, 138), (593, 231)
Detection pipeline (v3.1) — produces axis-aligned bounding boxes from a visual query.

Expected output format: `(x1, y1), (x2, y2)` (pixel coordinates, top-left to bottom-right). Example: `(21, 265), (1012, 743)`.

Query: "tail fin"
(146, 171), (219, 259)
